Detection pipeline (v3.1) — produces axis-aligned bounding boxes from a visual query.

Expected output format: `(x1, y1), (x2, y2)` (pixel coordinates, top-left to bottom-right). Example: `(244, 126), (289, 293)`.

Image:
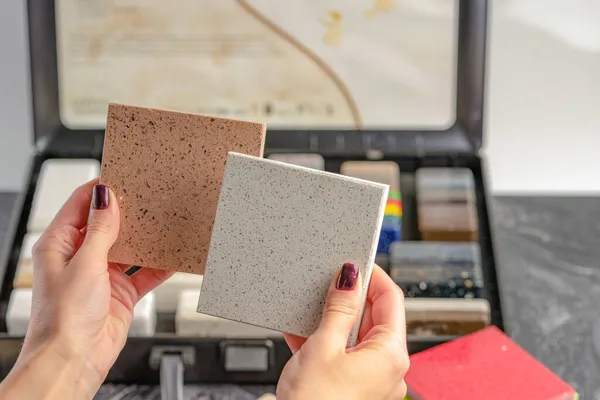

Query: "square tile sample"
(390, 242), (483, 299)
(198, 153), (388, 345)
(406, 326), (578, 399)
(418, 203), (478, 242)
(416, 167), (476, 204)
(154, 272), (204, 313)
(341, 161), (402, 252)
(405, 298), (490, 337)
(13, 233), (42, 289)
(177, 290), (281, 338)
(6, 289), (156, 337)
(6, 289), (32, 336)
(100, 104), (266, 274)
(267, 153), (324, 170)
(28, 159), (101, 232)
(129, 292), (157, 337)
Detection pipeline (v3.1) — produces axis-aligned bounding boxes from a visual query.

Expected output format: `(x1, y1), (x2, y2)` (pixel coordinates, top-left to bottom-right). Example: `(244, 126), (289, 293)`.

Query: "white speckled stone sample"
(177, 290), (281, 337)
(6, 289), (156, 336)
(100, 104), (266, 274)
(154, 272), (204, 313)
(28, 159), (101, 232)
(13, 233), (41, 289)
(197, 153), (388, 345)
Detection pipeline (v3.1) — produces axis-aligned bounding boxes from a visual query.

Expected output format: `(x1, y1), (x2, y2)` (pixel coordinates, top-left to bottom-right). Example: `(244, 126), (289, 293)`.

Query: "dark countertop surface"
(0, 192), (599, 397)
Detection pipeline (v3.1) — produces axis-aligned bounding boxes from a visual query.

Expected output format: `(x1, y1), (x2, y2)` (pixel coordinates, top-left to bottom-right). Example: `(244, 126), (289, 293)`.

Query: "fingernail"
(92, 184), (110, 210)
(336, 263), (359, 290)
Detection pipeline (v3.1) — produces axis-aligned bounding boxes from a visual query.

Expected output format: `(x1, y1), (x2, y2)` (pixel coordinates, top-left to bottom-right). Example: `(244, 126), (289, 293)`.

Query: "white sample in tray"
(28, 158), (101, 232)
(13, 233), (42, 289)
(177, 290), (281, 338)
(154, 272), (204, 313)
(7, 289), (156, 336)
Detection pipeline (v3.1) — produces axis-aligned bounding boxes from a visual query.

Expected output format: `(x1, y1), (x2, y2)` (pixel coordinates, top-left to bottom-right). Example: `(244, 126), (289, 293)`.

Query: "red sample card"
(405, 326), (578, 400)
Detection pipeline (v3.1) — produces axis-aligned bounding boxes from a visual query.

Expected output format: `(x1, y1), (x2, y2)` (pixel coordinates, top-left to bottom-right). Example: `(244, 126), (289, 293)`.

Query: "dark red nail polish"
(337, 263), (359, 290)
(92, 184), (110, 210)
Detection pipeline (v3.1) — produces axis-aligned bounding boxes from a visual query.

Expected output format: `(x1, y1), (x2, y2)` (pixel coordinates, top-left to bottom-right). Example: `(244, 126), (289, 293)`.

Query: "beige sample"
(405, 298), (491, 336)
(13, 233), (41, 289)
(100, 104), (266, 274)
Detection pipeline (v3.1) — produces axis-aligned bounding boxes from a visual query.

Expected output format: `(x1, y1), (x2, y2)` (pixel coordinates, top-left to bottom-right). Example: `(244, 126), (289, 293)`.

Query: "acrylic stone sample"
(100, 104), (266, 274)
(177, 290), (281, 337)
(198, 153), (388, 344)
(13, 233), (42, 289)
(267, 153), (325, 170)
(418, 203), (478, 242)
(390, 242), (483, 298)
(341, 161), (402, 253)
(6, 289), (32, 335)
(416, 168), (478, 241)
(405, 298), (490, 336)
(405, 326), (578, 400)
(129, 292), (157, 336)
(28, 159), (101, 232)
(7, 289), (156, 336)
(154, 272), (204, 313)
(416, 168), (476, 203)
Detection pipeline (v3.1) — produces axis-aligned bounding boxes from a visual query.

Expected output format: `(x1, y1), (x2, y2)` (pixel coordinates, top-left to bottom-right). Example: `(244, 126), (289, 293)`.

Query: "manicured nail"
(336, 263), (359, 290)
(92, 184), (110, 210)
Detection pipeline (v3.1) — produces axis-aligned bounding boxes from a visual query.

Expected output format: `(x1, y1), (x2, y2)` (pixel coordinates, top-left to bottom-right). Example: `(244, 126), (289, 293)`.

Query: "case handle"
(149, 346), (195, 400)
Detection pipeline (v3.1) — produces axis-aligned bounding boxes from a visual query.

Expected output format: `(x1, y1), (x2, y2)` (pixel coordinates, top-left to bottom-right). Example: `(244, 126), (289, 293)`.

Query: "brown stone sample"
(418, 203), (478, 242)
(100, 104), (266, 274)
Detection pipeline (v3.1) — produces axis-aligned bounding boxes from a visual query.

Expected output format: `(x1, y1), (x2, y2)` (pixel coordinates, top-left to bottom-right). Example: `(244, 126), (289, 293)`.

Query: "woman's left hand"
(0, 179), (172, 399)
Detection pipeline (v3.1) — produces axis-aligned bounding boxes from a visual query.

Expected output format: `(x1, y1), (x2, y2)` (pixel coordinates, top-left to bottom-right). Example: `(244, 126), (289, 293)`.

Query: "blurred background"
(2, 0), (599, 194)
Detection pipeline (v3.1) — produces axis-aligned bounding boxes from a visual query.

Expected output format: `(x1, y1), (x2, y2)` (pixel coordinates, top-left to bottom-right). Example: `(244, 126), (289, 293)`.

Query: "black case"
(0, 0), (503, 392)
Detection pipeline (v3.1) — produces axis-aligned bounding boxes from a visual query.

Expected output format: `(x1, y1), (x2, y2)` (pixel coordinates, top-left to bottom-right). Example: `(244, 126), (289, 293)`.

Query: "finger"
(32, 179), (98, 266)
(390, 381), (408, 400)
(129, 267), (174, 300)
(314, 263), (362, 350)
(368, 265), (406, 335)
(398, 380), (408, 400)
(107, 266), (173, 314)
(77, 184), (120, 270)
(282, 333), (307, 354)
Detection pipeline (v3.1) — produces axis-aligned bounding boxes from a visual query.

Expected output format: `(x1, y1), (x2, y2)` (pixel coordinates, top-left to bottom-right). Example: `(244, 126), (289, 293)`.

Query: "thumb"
(315, 263), (362, 350)
(78, 184), (120, 264)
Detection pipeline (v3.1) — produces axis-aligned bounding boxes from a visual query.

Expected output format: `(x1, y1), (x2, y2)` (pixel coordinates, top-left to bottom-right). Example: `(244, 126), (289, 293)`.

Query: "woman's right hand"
(278, 264), (409, 399)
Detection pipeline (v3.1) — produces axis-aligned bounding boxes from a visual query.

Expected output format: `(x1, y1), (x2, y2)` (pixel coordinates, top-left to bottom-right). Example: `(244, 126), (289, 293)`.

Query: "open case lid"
(28, 0), (488, 156)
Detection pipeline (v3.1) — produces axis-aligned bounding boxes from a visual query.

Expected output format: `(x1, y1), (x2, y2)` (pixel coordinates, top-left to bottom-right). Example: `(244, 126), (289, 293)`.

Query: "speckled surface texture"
(100, 104), (266, 274)
(1, 193), (600, 395)
(198, 153), (388, 344)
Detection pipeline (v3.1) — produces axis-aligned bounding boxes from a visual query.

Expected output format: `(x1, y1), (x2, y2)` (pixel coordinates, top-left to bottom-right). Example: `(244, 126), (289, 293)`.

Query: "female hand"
(0, 179), (172, 399)
(278, 264), (409, 400)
